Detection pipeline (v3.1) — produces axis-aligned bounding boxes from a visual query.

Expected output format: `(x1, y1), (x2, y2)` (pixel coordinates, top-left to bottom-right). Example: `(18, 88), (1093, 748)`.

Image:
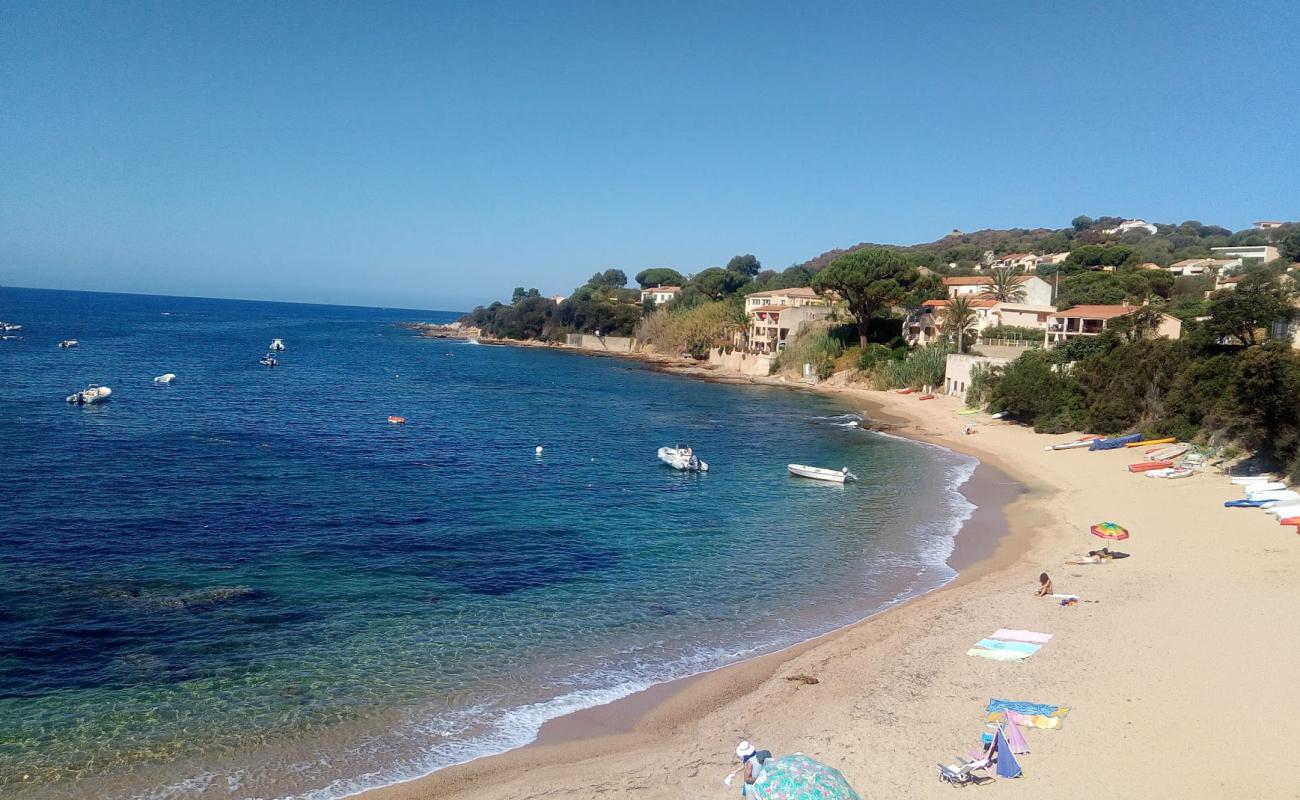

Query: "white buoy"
(535, 446), (544, 455)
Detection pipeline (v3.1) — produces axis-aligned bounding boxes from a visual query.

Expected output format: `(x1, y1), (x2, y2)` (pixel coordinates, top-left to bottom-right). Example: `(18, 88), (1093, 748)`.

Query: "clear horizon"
(2, 1), (1297, 309)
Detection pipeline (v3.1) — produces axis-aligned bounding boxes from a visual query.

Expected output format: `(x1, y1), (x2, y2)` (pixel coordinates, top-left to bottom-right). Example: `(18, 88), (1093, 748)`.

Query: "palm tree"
(979, 268), (1028, 303)
(940, 296), (979, 353)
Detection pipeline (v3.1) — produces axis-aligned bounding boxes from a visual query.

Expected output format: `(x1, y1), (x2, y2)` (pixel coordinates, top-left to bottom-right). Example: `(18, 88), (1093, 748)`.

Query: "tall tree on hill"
(811, 248), (918, 348)
(634, 267), (686, 289)
(691, 267), (750, 300)
(1207, 272), (1295, 346)
(978, 269), (1027, 303)
(1280, 230), (1300, 263)
(725, 254), (761, 277)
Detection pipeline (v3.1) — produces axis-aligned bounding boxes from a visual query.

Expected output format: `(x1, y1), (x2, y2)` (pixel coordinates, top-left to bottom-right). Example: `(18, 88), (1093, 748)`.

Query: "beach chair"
(938, 753), (992, 787)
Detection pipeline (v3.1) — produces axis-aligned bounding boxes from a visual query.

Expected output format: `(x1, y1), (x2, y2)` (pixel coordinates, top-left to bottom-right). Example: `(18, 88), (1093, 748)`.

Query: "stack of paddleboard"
(1223, 478), (1300, 527)
(1141, 443), (1194, 478)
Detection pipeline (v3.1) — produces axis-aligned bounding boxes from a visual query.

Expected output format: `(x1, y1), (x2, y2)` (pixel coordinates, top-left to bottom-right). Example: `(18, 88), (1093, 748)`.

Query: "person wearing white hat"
(732, 740), (770, 796)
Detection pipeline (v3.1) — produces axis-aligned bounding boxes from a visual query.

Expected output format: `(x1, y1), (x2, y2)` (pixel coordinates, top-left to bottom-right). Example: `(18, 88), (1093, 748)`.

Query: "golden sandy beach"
(364, 380), (1300, 800)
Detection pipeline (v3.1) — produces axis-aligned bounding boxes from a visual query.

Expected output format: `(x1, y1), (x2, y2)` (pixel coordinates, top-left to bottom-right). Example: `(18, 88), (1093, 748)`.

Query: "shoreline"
(357, 341), (1042, 800)
(364, 335), (1300, 799)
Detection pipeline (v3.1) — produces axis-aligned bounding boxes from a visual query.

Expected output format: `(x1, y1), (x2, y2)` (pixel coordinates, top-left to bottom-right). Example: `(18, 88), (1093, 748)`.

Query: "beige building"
(743, 287), (823, 311)
(943, 275), (1054, 307)
(743, 304), (832, 354)
(640, 285), (681, 305)
(904, 299), (1053, 346)
(1254, 221), (1285, 230)
(1044, 305), (1182, 345)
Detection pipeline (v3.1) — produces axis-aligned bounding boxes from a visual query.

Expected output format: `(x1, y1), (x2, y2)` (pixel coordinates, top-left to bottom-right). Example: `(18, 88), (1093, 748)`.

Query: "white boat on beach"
(269, 338), (285, 351)
(1045, 435), (1099, 451)
(1231, 475), (1277, 485)
(66, 384), (112, 405)
(658, 446), (707, 472)
(1146, 443), (1189, 461)
(788, 464), (858, 483)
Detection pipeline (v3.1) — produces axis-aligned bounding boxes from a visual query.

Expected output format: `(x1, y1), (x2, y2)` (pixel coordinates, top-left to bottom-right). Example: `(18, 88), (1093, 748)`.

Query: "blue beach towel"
(974, 639), (1041, 654)
(987, 699), (1061, 716)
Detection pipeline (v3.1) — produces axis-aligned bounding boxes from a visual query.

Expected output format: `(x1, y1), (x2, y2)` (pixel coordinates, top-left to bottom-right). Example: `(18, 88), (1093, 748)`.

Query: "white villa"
(1044, 305), (1182, 345)
(1168, 258), (1240, 276)
(1211, 245), (1279, 264)
(737, 287), (830, 354)
(1103, 219), (1159, 236)
(640, 285), (681, 305)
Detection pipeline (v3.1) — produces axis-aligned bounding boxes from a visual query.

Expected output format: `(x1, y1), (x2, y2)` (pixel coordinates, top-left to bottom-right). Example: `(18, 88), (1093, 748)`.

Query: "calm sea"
(0, 287), (975, 799)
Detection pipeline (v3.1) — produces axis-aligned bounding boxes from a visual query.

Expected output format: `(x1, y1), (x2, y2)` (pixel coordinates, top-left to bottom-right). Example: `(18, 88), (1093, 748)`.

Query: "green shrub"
(776, 325), (844, 379)
(870, 345), (950, 390)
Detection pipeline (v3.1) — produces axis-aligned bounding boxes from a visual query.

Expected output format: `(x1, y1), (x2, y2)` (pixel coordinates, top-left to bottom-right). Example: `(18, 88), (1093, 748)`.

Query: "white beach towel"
(1049, 594), (1080, 600)
(967, 648), (1031, 662)
(991, 629), (1053, 644)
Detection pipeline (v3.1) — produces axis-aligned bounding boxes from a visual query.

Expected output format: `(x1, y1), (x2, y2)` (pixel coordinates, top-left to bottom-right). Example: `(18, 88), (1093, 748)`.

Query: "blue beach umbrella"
(749, 754), (861, 800)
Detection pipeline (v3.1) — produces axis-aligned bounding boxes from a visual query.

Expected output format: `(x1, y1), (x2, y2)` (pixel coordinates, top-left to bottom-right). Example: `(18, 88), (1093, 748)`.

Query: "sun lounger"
(938, 758), (990, 787)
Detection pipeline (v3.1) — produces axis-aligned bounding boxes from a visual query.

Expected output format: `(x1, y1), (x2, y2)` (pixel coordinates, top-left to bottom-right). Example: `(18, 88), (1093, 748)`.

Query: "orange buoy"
(388, 416), (406, 424)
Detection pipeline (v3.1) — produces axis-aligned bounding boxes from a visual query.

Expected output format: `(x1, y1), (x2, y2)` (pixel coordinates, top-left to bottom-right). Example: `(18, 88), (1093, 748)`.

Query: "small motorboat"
(66, 384), (112, 405)
(259, 354), (279, 367)
(1, 322), (22, 332)
(387, 416), (406, 424)
(269, 338), (286, 351)
(58, 339), (79, 348)
(788, 464), (858, 483)
(154, 373), (176, 384)
(658, 446), (708, 472)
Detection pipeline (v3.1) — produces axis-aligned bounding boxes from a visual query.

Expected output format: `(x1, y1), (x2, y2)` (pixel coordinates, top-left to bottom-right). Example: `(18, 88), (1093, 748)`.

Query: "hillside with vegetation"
(460, 216), (1300, 476)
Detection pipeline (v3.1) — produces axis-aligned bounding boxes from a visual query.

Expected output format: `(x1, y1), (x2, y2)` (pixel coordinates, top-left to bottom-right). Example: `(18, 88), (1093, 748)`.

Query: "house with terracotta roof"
(1045, 305), (1181, 345)
(942, 275), (1053, 306)
(640, 285), (681, 305)
(1254, 221), (1286, 230)
(904, 298), (1054, 346)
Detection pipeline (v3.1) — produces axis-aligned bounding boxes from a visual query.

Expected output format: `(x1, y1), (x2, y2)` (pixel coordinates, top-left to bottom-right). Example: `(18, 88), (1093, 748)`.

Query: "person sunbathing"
(1035, 572), (1053, 596)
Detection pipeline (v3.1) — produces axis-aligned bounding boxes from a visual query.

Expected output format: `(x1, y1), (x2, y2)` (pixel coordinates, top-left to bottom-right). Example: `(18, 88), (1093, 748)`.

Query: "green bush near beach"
(635, 301), (746, 358)
(773, 325), (844, 379)
(986, 335), (1300, 477)
(868, 345), (951, 391)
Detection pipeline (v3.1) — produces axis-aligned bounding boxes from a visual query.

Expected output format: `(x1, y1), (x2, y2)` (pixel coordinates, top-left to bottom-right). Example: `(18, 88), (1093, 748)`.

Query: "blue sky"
(2, 1), (1296, 311)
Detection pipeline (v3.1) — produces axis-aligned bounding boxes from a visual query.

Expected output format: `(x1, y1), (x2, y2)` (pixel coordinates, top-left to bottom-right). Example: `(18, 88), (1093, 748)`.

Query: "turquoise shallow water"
(0, 288), (976, 799)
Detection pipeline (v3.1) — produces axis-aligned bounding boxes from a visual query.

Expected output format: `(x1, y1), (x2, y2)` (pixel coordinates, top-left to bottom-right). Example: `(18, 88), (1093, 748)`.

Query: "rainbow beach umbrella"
(1090, 521), (1129, 541)
(750, 754), (860, 800)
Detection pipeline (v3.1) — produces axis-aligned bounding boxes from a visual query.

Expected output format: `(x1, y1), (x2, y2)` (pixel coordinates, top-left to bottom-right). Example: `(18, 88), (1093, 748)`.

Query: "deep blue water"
(0, 287), (975, 799)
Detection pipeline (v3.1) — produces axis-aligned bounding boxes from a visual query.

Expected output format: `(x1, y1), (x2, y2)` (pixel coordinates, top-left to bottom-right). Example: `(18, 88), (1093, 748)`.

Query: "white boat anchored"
(154, 373), (176, 384)
(58, 339), (79, 348)
(788, 464), (858, 483)
(1, 322), (21, 332)
(67, 384), (112, 405)
(269, 338), (285, 351)
(658, 446), (708, 472)
(259, 354), (279, 367)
